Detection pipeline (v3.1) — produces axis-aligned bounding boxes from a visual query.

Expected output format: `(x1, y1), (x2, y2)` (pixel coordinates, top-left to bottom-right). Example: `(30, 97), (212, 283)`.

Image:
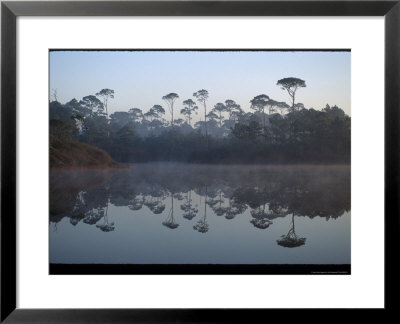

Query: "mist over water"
(49, 164), (350, 265)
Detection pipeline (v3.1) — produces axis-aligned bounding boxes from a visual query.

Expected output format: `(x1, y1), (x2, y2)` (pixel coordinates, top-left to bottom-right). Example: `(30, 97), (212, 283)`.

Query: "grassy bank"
(50, 140), (128, 170)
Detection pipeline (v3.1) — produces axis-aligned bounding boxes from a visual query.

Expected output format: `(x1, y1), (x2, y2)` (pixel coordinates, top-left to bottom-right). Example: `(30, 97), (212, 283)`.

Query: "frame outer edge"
(0, 0), (398, 322)
(1, 2), (17, 323)
(385, 1), (400, 311)
(2, 1), (398, 16)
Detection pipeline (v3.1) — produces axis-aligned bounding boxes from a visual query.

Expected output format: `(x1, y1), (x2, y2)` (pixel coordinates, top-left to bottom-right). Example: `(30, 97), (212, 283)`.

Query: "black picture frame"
(1, 0), (398, 322)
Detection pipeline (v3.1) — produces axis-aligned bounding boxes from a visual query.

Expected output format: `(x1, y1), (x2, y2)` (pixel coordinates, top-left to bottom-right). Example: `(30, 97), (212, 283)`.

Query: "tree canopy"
(162, 93), (179, 126)
(49, 77), (350, 165)
(277, 77), (306, 110)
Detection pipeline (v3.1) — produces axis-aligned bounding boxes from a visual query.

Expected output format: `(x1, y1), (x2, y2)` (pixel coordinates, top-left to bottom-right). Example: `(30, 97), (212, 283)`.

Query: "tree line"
(50, 164), (350, 234)
(50, 77), (351, 164)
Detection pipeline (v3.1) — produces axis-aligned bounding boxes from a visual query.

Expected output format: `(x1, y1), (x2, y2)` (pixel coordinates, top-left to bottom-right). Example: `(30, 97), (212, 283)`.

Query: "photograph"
(48, 50), (351, 274)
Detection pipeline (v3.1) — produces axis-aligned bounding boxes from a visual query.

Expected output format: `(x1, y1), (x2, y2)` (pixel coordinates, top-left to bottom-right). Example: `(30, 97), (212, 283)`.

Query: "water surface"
(49, 164), (350, 265)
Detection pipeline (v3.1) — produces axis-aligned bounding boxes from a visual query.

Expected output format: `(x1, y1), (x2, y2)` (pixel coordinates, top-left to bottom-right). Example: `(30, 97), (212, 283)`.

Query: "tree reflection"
(144, 197), (166, 214)
(70, 191), (86, 226)
(250, 204), (273, 229)
(50, 165), (350, 234)
(209, 189), (227, 216)
(194, 186), (209, 233)
(144, 185), (167, 215)
(276, 214), (306, 248)
(96, 203), (115, 232)
(128, 196), (144, 211)
(181, 190), (198, 220)
(162, 193), (179, 229)
(83, 207), (104, 225)
(224, 197), (247, 220)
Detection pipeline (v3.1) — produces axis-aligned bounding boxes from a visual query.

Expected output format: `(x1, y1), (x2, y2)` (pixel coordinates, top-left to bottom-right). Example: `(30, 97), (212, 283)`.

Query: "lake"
(49, 164), (350, 268)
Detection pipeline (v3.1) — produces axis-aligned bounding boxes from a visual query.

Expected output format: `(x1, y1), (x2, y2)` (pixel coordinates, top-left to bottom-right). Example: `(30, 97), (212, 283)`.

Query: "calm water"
(49, 164), (350, 264)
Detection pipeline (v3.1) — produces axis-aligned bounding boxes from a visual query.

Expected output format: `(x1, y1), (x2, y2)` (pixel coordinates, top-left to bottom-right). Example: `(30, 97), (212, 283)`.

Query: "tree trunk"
(171, 104), (174, 126)
(204, 103), (208, 148)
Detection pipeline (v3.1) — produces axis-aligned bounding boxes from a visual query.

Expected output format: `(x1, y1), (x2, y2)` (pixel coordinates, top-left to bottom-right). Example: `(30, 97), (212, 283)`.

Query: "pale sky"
(49, 50), (351, 119)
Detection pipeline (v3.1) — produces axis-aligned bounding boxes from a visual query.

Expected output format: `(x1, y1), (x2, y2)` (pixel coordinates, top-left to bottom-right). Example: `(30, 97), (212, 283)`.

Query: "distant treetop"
(96, 88), (115, 98)
(193, 89), (209, 102)
(162, 93), (179, 101)
(277, 77), (306, 109)
(277, 77), (306, 89)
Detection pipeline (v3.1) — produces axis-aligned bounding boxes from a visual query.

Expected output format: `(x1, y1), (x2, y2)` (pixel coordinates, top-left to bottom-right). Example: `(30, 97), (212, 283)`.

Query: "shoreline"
(50, 163), (129, 171)
(50, 162), (350, 171)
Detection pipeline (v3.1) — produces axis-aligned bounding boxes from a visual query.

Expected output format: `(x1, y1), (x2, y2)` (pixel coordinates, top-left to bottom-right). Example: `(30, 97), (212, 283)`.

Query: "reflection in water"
(50, 165), (350, 235)
(96, 204), (115, 232)
(181, 190), (198, 220)
(163, 194), (179, 229)
(50, 164), (350, 264)
(194, 186), (209, 233)
(277, 214), (306, 248)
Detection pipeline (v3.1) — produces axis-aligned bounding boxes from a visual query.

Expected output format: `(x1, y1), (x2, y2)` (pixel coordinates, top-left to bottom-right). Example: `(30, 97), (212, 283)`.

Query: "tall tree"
(174, 118), (185, 126)
(277, 77), (306, 111)
(110, 111), (131, 127)
(293, 102), (305, 111)
(80, 95), (104, 118)
(275, 101), (290, 115)
(206, 111), (218, 123)
(231, 120), (262, 142)
(225, 99), (243, 122)
(162, 93), (179, 126)
(128, 108), (144, 123)
(250, 94), (270, 138)
(95, 88), (114, 120)
(150, 104), (166, 122)
(193, 89), (209, 146)
(211, 102), (227, 127)
(181, 99), (198, 126)
(51, 88), (58, 102)
(64, 99), (87, 133)
(267, 99), (290, 116)
(144, 110), (156, 122)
